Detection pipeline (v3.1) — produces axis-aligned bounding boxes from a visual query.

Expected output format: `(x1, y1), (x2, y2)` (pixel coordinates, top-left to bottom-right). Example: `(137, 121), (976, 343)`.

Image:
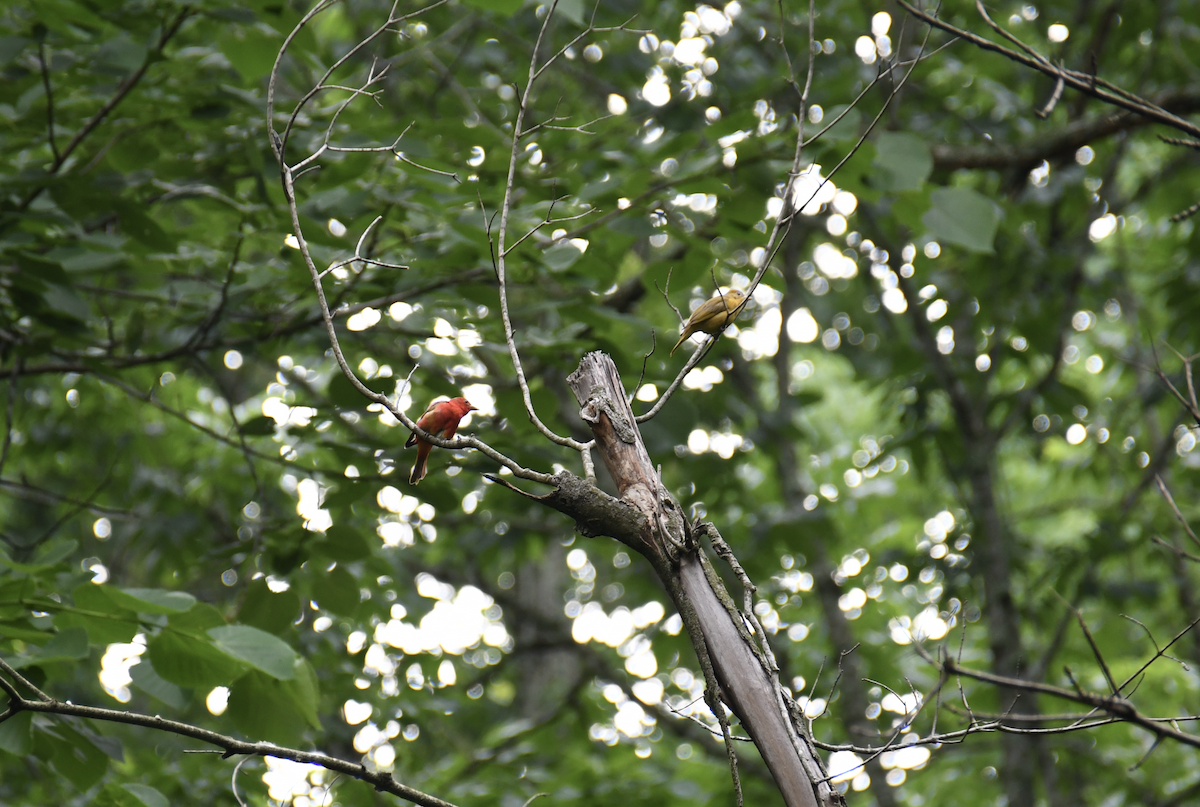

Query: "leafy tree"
(2, 0), (1200, 806)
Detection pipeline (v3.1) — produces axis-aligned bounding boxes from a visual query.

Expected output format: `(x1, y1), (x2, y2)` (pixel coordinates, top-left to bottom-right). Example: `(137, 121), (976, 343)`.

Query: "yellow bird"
(671, 288), (747, 355)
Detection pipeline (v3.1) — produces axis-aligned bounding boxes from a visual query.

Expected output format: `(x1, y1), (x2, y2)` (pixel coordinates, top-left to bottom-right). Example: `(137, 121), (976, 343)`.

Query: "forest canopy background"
(1, 0), (1200, 806)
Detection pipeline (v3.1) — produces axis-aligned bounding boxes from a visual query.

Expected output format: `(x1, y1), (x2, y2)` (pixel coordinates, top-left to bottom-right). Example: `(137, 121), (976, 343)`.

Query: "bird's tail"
(410, 443), (431, 485)
(670, 333), (688, 356)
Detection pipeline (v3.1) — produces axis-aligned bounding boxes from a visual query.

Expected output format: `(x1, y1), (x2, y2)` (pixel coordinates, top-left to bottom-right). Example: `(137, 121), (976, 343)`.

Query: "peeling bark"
(561, 350), (838, 807)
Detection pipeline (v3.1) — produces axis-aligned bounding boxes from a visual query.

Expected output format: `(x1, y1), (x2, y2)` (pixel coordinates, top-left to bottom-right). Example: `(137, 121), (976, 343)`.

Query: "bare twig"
(231, 757), (250, 807)
(1050, 592), (1119, 696)
(0, 478), (130, 517)
(627, 332), (657, 406)
(973, 0), (1052, 67)
(655, 268), (685, 326)
(1155, 474), (1200, 550)
(319, 215), (409, 278)
(502, 202), (594, 257)
(0, 656), (52, 702)
(1152, 535), (1200, 563)
(1153, 349), (1200, 426)
(1160, 135), (1200, 151)
(1117, 615), (1200, 693)
(1171, 201), (1200, 223)
(1036, 68), (1066, 118)
(270, 0), (449, 157)
(0, 358), (19, 478)
(37, 43), (60, 164)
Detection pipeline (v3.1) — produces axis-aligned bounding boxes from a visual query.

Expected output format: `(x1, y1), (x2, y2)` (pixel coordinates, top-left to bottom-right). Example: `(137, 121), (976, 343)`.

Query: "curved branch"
(930, 90), (1200, 172)
(0, 666), (458, 807)
(894, 0), (1200, 138)
(940, 656), (1200, 751)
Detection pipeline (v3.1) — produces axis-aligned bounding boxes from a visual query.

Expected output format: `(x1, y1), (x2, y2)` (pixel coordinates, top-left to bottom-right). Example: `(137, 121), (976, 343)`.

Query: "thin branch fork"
(278, 158), (555, 485)
(940, 657), (1200, 751)
(1155, 474), (1200, 551)
(269, 0), (451, 159)
(291, 62), (393, 174)
(638, 2), (931, 426)
(1153, 349), (1200, 427)
(319, 216), (409, 279)
(265, 2), (562, 487)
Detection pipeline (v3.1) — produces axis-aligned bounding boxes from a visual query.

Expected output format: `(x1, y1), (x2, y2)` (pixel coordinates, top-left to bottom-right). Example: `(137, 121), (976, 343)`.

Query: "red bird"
(405, 397), (477, 485)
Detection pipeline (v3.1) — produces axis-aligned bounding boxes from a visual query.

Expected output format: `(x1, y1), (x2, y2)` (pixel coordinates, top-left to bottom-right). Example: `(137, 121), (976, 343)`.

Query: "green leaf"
(266, 529), (313, 575)
(75, 581), (141, 619)
(39, 722), (112, 791)
(121, 783), (170, 807)
(543, 242), (584, 272)
(922, 187), (1003, 254)
(872, 132), (933, 192)
(95, 34), (148, 73)
(0, 36), (30, 66)
(311, 525), (372, 562)
(12, 626), (89, 668)
(0, 620), (52, 643)
(606, 214), (658, 237)
(103, 587), (196, 615)
(123, 307), (144, 352)
(208, 625), (298, 680)
(219, 27), (280, 81)
(0, 539), (77, 572)
(291, 658), (322, 730)
(55, 583), (140, 645)
(577, 173), (621, 202)
(813, 105), (862, 143)
(114, 203), (175, 251)
(95, 782), (171, 807)
(57, 248), (126, 273)
(168, 602), (227, 631)
(146, 627), (245, 689)
(31, 0), (107, 32)
(326, 373), (380, 408)
(0, 580), (34, 623)
(312, 565), (361, 617)
(0, 711), (33, 756)
(129, 660), (188, 709)
(41, 284), (91, 321)
(237, 577), (301, 635)
(461, 0), (523, 14)
(321, 480), (371, 511)
(240, 416), (277, 436)
(226, 669), (315, 744)
(556, 0), (584, 25)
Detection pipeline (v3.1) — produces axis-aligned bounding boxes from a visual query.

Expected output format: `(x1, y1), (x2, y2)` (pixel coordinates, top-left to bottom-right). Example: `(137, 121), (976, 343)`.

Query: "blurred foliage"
(1, 0), (1199, 806)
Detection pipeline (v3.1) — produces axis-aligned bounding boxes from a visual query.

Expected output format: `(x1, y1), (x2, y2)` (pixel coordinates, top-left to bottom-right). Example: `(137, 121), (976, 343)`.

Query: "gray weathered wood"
(567, 351), (835, 807)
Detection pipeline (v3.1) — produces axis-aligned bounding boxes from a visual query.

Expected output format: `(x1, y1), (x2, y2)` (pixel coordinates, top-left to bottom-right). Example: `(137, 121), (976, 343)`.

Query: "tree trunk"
(567, 351), (837, 807)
